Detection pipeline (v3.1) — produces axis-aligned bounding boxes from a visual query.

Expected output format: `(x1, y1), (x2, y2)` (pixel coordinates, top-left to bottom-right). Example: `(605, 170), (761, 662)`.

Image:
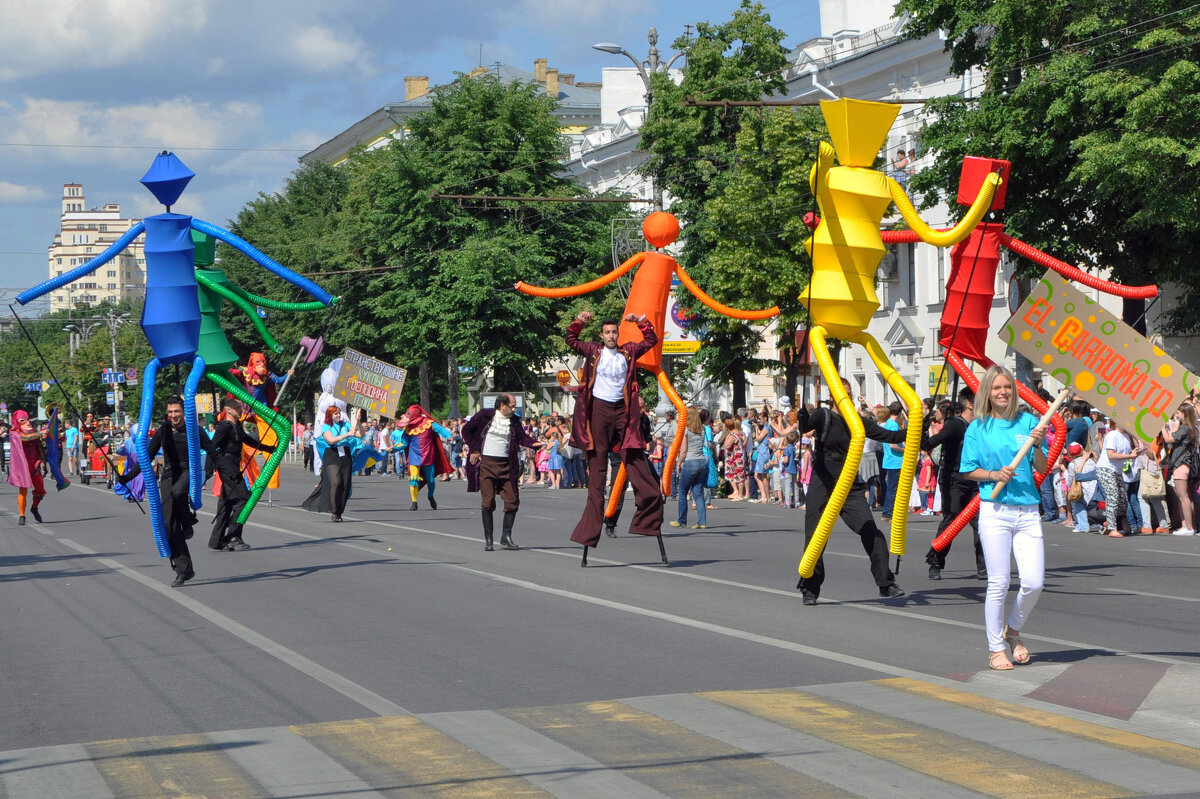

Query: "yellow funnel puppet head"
(820, 98), (900, 167)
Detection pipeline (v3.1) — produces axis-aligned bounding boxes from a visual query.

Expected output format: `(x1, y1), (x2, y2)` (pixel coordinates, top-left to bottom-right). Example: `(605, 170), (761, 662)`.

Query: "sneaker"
(928, 565), (942, 580)
(692, 524), (706, 529)
(30, 507), (42, 523)
(1172, 528), (1194, 536)
(802, 590), (818, 606)
(879, 584), (906, 599)
(225, 537), (251, 551)
(977, 568), (989, 580)
(669, 520), (685, 528)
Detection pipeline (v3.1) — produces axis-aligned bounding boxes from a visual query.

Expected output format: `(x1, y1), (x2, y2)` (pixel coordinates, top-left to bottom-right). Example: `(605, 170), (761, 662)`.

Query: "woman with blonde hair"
(960, 365), (1050, 670)
(1162, 402), (1199, 535)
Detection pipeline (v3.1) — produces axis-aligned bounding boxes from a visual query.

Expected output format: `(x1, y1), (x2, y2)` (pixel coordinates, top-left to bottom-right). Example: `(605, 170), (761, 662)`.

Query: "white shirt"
(593, 346), (627, 402)
(1097, 429), (1132, 472)
(482, 413), (512, 458)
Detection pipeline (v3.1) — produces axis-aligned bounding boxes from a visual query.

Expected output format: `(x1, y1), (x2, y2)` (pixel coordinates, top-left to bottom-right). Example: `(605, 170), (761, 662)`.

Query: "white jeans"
(979, 502), (1045, 652)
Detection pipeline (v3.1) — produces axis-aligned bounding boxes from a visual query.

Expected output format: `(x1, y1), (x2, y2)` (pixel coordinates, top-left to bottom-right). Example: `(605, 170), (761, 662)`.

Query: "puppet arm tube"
(241, 291), (328, 311)
(798, 326), (863, 578)
(191, 219), (335, 305)
(888, 174), (1000, 248)
(17, 223), (145, 304)
(194, 271), (283, 353)
(987, 388), (1071, 499)
(515, 252), (643, 297)
(998, 234), (1158, 299)
(674, 265), (779, 319)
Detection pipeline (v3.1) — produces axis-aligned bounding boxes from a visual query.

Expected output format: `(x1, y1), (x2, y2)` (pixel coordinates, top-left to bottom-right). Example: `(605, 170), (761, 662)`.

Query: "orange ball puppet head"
(642, 212), (680, 249)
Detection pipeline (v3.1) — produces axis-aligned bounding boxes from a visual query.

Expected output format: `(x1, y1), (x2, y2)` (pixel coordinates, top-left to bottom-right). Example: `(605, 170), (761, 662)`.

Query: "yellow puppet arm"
(675, 265), (779, 320)
(852, 331), (922, 557)
(656, 369), (688, 496)
(887, 172), (1000, 248)
(798, 326), (864, 578)
(515, 252), (644, 297)
(809, 141), (836, 195)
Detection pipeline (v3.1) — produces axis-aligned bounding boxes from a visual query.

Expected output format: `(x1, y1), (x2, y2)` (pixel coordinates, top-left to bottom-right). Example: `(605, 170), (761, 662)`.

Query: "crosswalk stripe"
(699, 687), (1131, 799)
(84, 733), (265, 797)
(0, 743), (111, 799)
(205, 726), (385, 798)
(498, 699), (853, 799)
(880, 676), (1200, 772)
(422, 709), (668, 799)
(813, 681), (1200, 795)
(289, 715), (551, 797)
(625, 693), (990, 799)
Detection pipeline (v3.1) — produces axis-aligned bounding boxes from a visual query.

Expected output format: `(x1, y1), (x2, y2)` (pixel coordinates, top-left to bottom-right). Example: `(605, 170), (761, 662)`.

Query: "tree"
(897, 0), (1200, 332)
(640, 0), (793, 406)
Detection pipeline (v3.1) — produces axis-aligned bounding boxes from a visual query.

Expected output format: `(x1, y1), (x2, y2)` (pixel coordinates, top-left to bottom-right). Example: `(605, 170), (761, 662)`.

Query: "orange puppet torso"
(619, 250), (674, 369)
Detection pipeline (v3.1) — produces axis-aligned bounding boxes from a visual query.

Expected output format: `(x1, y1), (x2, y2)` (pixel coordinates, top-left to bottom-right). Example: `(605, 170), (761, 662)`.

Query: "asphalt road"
(2, 465), (1199, 798)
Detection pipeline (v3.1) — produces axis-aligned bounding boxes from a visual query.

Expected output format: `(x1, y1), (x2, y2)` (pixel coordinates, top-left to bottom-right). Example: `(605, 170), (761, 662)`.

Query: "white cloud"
(0, 0), (208, 81)
(0, 181), (47, 203)
(290, 25), (371, 75)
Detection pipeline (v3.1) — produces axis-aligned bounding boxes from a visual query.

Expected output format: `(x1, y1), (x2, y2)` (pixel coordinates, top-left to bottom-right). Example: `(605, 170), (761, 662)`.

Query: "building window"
(108, 283), (117, 290)
(56, 257), (62, 264)
(99, 224), (108, 232)
(905, 243), (917, 305)
(936, 247), (946, 302)
(106, 270), (116, 277)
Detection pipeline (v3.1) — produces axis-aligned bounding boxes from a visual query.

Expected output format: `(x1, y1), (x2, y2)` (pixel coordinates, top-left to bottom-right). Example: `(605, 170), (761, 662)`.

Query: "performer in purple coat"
(463, 393), (542, 551)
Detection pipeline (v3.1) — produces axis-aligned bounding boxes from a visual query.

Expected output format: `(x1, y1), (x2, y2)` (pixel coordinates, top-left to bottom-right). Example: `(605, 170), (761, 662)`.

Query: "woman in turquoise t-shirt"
(960, 365), (1049, 671)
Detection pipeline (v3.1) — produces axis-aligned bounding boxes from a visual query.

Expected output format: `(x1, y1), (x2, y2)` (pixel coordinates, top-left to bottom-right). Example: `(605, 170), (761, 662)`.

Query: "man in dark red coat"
(463, 393), (541, 551)
(566, 310), (661, 557)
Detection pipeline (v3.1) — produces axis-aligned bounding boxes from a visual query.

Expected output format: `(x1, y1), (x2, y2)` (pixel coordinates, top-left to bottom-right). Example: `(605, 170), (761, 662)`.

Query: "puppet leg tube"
(191, 219), (335, 305)
(798, 327), (864, 578)
(184, 355), (207, 510)
(855, 331), (922, 557)
(45, 408), (70, 491)
(605, 464), (627, 519)
(137, 358), (170, 557)
(656, 369), (687, 496)
(932, 351), (984, 551)
(205, 371), (291, 523)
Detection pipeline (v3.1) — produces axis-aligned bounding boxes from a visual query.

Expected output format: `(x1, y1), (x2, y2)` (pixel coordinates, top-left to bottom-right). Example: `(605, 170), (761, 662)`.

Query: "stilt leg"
(581, 546), (589, 567)
(657, 534), (668, 564)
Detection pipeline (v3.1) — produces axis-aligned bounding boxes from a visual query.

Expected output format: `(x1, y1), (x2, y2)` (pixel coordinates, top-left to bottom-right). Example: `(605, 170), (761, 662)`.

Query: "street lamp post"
(593, 27), (686, 212)
(104, 310), (131, 427)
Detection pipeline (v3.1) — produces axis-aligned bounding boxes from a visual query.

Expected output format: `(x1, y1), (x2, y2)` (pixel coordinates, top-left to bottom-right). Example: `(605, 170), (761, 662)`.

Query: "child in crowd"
(782, 431), (800, 508)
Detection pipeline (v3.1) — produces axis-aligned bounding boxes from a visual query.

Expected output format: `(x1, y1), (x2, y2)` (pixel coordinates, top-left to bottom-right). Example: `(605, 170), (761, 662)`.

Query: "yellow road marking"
(86, 733), (264, 797)
(502, 699), (858, 798)
(290, 715), (548, 798)
(700, 688), (1136, 799)
(877, 677), (1200, 772)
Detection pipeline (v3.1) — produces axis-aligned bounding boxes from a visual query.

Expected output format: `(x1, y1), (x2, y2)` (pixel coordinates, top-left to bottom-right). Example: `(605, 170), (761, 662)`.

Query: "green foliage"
(897, 0), (1200, 332)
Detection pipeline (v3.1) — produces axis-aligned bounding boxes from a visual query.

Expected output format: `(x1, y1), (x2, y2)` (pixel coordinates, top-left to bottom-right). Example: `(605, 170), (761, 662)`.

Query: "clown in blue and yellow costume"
(398, 404), (452, 510)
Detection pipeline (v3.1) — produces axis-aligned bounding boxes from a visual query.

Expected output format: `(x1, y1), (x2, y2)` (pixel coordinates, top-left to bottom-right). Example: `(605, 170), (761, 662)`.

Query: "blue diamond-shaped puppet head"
(139, 151), (194, 208)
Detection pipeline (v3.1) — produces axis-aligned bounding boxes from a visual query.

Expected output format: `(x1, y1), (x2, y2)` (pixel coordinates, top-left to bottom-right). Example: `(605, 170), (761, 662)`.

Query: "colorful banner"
(1004, 272), (1195, 443)
(662, 278), (702, 355)
(333, 348), (407, 418)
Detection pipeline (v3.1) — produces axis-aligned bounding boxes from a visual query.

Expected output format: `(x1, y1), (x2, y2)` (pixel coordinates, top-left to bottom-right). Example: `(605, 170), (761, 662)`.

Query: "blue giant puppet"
(16, 152), (337, 556)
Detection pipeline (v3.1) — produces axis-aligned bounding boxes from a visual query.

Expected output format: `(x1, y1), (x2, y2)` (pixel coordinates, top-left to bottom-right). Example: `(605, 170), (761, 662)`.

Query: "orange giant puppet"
(796, 98), (1000, 580)
(516, 211), (778, 507)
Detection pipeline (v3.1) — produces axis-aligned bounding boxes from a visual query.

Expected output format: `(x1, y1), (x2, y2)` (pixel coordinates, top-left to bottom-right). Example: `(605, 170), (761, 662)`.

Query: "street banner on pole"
(333, 348), (407, 417)
(1004, 272), (1194, 443)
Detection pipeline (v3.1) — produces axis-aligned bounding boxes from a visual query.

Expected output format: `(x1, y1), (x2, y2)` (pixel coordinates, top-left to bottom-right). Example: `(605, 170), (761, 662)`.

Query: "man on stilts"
(566, 310), (664, 565)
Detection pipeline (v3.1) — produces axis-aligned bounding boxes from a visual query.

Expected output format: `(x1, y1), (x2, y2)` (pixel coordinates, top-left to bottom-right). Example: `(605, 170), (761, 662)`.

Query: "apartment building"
(47, 184), (145, 313)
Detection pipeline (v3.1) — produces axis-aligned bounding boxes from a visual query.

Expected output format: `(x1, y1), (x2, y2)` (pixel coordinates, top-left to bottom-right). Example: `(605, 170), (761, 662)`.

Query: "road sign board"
(105, 392), (115, 405)
(0, 402), (7, 411)
(124, 368), (137, 380)
(101, 371), (126, 384)
(25, 382), (41, 392)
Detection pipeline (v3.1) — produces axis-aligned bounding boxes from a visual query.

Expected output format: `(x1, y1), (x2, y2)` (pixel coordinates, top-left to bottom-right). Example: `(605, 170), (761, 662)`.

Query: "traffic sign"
(0, 402), (7, 411)
(101, 369), (126, 384)
(124, 368), (137, 380)
(25, 382), (41, 392)
(105, 392), (115, 405)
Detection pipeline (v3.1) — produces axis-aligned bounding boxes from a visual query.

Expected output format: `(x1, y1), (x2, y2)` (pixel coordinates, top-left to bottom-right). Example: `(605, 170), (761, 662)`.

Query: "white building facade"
(47, 184), (145, 314)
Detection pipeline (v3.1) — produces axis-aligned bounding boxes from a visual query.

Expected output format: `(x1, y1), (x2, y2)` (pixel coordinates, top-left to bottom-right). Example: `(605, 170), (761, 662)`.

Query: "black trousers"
(799, 471), (894, 597)
(161, 470), (196, 577)
(927, 477), (985, 570)
(209, 462), (250, 548)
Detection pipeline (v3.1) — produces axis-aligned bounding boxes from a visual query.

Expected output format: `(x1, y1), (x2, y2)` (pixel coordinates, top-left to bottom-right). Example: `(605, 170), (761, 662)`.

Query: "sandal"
(1004, 626), (1031, 664)
(989, 650), (1014, 670)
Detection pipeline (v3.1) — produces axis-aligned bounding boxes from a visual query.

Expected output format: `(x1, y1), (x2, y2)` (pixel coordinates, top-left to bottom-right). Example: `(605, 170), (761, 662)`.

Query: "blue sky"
(0, 0), (821, 299)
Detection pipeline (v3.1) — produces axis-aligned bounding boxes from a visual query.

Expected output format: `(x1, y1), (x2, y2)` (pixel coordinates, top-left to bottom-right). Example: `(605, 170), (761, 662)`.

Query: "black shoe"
(880, 584), (906, 599)
(209, 543), (227, 551)
(410, 502), (418, 511)
(226, 537), (251, 551)
(30, 507), (42, 523)
(977, 568), (989, 580)
(928, 565), (942, 580)
(17, 515), (25, 525)
(170, 572), (194, 588)
(604, 524), (617, 538)
(429, 497), (437, 510)
(802, 590), (818, 606)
